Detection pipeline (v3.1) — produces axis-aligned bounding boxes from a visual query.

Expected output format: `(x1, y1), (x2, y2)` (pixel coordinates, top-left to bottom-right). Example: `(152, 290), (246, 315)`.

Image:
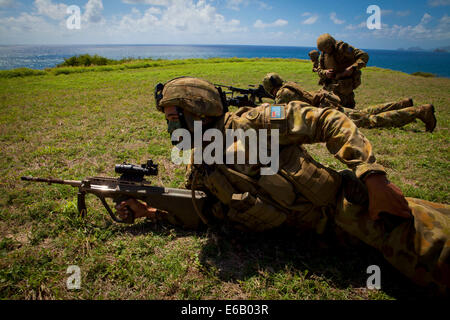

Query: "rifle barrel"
(21, 176), (82, 187)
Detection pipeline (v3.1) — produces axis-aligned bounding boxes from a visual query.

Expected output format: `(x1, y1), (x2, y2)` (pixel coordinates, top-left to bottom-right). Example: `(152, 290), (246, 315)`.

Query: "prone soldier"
(262, 73), (437, 132)
(117, 77), (449, 292)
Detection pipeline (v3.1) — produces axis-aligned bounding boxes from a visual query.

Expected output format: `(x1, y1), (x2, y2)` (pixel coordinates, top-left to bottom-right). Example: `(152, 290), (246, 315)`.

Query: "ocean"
(0, 44), (449, 78)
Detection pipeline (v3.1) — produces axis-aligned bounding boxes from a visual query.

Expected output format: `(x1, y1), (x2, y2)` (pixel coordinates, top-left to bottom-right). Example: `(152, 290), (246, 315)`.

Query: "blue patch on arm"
(270, 105), (285, 119)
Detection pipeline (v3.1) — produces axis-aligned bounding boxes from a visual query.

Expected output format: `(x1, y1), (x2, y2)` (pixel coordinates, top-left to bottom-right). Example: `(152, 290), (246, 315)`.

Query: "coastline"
(1, 44), (449, 78)
(0, 57), (449, 80)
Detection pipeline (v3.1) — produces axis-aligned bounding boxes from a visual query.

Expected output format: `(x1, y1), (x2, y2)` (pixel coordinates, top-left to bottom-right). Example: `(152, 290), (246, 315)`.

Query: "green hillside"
(0, 58), (449, 299)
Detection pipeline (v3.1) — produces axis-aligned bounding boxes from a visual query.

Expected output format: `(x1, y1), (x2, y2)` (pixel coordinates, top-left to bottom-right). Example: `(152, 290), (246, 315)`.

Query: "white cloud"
(117, 7), (159, 31)
(302, 15), (318, 25)
(83, 0), (104, 24)
(420, 12), (432, 24)
(159, 0), (243, 33)
(0, 0), (247, 44)
(225, 0), (270, 11)
(116, 0), (245, 36)
(428, 0), (450, 7)
(254, 18), (288, 28)
(330, 12), (345, 24)
(147, 7), (162, 14)
(0, 12), (63, 39)
(256, 1), (271, 10)
(0, 0), (16, 8)
(226, 0), (245, 11)
(34, 0), (67, 20)
(301, 12), (311, 17)
(122, 0), (172, 5)
(345, 21), (366, 30)
(345, 13), (450, 42)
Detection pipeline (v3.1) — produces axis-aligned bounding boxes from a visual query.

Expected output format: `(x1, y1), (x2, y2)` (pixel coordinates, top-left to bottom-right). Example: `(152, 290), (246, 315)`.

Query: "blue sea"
(0, 44), (449, 78)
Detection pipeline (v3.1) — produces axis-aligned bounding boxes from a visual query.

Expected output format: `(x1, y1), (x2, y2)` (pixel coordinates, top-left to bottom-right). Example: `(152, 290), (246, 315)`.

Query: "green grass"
(0, 58), (449, 300)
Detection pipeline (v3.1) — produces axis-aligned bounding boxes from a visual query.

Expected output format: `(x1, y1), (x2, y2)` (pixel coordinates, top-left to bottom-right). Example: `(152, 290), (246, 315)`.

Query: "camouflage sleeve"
(233, 103), (385, 179)
(275, 88), (296, 104)
(336, 41), (369, 71)
(316, 53), (329, 79)
(284, 103), (384, 178)
(349, 46), (369, 70)
(312, 61), (319, 73)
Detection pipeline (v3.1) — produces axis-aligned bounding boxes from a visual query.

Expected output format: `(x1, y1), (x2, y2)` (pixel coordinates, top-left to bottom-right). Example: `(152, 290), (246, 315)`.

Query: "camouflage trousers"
(325, 78), (357, 109)
(342, 100), (425, 129)
(335, 195), (450, 291)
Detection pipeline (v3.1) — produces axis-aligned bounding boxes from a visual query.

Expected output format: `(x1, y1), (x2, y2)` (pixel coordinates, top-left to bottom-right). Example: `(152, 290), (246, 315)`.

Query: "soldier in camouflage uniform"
(262, 73), (437, 132)
(308, 50), (320, 74)
(316, 33), (369, 109)
(116, 77), (449, 292)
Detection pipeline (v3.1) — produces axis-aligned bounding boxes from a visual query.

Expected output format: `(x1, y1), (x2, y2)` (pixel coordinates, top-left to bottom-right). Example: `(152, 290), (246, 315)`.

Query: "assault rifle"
(215, 84), (274, 107)
(21, 160), (207, 228)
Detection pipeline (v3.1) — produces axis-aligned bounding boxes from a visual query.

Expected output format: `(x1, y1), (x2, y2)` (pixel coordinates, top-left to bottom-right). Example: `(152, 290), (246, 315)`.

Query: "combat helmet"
(317, 33), (336, 52)
(262, 73), (284, 95)
(155, 77), (224, 117)
(308, 50), (319, 60)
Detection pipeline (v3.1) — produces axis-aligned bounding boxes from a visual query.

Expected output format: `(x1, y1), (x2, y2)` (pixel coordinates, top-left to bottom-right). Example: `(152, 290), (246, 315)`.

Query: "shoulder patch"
(270, 105), (286, 120)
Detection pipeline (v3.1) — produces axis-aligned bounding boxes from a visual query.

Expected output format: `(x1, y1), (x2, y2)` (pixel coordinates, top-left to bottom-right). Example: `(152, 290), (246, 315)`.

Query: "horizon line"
(0, 43), (447, 52)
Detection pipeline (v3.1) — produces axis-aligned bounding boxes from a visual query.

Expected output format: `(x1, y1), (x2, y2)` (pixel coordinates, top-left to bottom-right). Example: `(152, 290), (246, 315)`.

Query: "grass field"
(0, 58), (449, 300)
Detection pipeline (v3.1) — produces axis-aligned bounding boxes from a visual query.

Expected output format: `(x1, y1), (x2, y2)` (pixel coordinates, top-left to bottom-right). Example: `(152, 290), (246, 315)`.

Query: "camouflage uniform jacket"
(317, 41), (369, 75)
(317, 41), (369, 89)
(188, 102), (385, 233)
(186, 102), (450, 291)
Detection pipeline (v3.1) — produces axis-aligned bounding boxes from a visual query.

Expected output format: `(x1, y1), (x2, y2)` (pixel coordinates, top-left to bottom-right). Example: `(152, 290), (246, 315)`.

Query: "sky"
(0, 0), (449, 49)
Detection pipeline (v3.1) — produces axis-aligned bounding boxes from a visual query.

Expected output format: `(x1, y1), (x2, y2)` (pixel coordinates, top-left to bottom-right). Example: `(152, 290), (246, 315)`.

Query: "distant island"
(397, 46), (450, 53)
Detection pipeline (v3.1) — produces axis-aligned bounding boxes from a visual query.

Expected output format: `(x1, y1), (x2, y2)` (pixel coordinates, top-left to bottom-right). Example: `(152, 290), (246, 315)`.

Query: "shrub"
(411, 72), (436, 78)
(57, 54), (118, 67)
(0, 68), (47, 78)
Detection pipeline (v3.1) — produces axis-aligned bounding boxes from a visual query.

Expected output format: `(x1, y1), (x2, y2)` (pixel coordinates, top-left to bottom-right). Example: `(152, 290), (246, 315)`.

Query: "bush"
(0, 68), (47, 78)
(57, 54), (118, 67)
(411, 72), (436, 78)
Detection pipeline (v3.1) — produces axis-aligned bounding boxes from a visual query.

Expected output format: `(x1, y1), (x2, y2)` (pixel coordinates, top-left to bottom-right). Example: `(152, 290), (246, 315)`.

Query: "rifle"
(21, 159), (207, 228)
(215, 84), (274, 107)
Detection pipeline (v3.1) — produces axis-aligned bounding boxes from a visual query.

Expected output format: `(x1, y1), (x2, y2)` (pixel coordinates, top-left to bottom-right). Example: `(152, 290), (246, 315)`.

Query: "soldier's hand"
(364, 173), (412, 221)
(115, 199), (157, 222)
(325, 69), (335, 78)
(341, 66), (354, 78)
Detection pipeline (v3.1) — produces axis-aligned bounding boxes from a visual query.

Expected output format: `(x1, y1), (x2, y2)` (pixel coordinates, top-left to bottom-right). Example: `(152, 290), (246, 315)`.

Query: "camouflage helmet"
(262, 73), (284, 94)
(317, 33), (336, 52)
(155, 77), (224, 117)
(308, 50), (319, 60)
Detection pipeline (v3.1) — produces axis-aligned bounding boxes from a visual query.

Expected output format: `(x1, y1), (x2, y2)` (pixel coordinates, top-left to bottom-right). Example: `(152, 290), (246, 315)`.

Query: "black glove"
(340, 170), (369, 206)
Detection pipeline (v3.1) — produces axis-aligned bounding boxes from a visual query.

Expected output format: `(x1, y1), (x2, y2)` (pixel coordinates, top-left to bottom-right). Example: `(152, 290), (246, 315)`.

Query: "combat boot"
(400, 98), (414, 108)
(417, 104), (437, 132)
